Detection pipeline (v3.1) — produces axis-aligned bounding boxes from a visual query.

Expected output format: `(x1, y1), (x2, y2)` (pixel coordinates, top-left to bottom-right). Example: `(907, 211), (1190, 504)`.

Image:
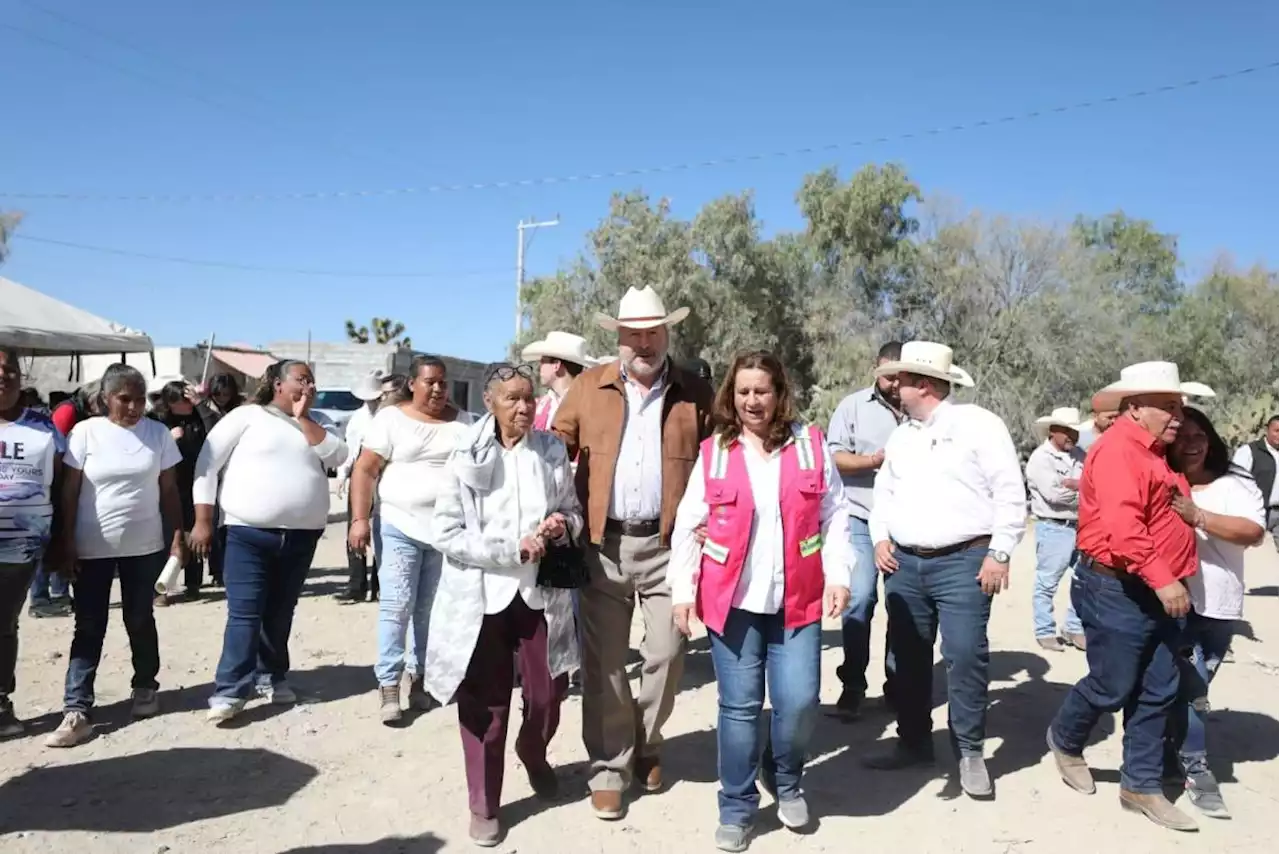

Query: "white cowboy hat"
(1092, 361), (1214, 411)
(351, 370), (387, 402)
(873, 341), (974, 388)
(595, 286), (690, 331)
(1034, 406), (1089, 441)
(521, 331), (594, 367)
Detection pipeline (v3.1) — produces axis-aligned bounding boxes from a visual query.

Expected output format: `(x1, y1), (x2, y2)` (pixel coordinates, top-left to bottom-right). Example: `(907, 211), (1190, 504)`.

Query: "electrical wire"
(12, 233), (512, 279)
(1, 61), (1274, 205)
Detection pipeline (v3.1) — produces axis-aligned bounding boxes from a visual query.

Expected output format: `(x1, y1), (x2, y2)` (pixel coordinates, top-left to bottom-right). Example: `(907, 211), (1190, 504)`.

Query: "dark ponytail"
(254, 359), (307, 406)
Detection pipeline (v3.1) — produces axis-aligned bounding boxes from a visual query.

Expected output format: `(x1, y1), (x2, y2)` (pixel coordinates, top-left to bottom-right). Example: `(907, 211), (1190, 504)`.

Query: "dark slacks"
(456, 595), (567, 819)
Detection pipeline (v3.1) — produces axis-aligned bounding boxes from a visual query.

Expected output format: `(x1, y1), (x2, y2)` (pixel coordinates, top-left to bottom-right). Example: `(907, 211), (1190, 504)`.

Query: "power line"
(2, 61), (1274, 205)
(0, 17), (423, 175)
(13, 233), (512, 280)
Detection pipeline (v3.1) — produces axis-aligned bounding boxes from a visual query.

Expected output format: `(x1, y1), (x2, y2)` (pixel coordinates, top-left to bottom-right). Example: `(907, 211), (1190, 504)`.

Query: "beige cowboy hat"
(595, 286), (690, 331)
(1091, 361), (1215, 412)
(520, 331), (595, 367)
(873, 341), (974, 388)
(1034, 406), (1090, 441)
(351, 369), (387, 402)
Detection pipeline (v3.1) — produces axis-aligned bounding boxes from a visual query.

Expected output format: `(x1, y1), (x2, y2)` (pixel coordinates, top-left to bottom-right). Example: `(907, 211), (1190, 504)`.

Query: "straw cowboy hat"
(873, 341), (975, 388)
(351, 369), (387, 402)
(596, 286), (690, 332)
(1091, 361), (1215, 412)
(1034, 406), (1090, 441)
(520, 331), (596, 368)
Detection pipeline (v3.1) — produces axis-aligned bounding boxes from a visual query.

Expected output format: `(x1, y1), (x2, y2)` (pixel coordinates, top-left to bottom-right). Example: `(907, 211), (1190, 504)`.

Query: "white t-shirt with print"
(362, 406), (475, 544)
(65, 417), (183, 560)
(1186, 474), (1266, 620)
(0, 409), (67, 564)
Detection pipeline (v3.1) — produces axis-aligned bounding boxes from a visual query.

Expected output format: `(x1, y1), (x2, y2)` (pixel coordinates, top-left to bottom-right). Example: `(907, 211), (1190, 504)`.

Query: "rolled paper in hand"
(154, 555), (183, 596)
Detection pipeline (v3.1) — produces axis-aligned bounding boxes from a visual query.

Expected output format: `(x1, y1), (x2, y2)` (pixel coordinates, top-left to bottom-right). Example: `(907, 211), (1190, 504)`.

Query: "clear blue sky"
(2, 0), (1276, 364)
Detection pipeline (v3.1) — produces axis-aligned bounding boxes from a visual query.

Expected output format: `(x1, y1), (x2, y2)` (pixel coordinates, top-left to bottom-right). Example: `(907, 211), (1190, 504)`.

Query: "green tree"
(345, 317), (412, 348)
(1071, 212), (1181, 314)
(0, 211), (23, 266)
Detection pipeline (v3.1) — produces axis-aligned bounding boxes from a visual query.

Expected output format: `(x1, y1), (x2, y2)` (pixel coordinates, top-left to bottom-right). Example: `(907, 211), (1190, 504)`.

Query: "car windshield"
(312, 390), (362, 411)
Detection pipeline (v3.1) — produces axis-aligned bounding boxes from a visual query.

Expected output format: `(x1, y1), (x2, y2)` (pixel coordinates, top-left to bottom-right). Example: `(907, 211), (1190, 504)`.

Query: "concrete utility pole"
(515, 216), (560, 340)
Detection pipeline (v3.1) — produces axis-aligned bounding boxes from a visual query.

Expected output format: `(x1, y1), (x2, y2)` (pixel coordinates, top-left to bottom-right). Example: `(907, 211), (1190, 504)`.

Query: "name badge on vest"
(702, 538), (730, 564)
(799, 534), (822, 558)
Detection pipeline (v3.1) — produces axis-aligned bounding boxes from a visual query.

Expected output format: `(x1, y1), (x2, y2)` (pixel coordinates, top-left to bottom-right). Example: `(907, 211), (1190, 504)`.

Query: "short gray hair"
(100, 363), (146, 398)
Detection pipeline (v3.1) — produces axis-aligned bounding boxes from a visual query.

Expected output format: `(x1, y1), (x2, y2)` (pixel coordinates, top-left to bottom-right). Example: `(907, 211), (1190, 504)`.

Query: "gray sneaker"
(714, 824), (752, 852)
(130, 688), (161, 719)
(776, 795), (811, 829)
(1185, 769), (1230, 819)
(959, 756), (992, 798)
(261, 682), (297, 705)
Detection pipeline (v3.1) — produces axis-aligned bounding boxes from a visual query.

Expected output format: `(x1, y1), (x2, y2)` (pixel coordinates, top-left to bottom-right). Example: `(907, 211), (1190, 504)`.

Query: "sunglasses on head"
(486, 363), (534, 383)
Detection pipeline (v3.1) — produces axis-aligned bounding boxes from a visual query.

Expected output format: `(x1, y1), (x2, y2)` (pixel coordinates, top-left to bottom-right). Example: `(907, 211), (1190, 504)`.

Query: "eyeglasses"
(486, 363), (534, 383)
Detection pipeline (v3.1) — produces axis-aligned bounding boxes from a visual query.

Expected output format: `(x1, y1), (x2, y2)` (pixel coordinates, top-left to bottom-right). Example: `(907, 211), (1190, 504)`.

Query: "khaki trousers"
(580, 531), (686, 792)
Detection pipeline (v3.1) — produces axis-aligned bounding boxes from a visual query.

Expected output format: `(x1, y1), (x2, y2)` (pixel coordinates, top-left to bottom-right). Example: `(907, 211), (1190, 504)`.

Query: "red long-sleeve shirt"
(1076, 415), (1197, 590)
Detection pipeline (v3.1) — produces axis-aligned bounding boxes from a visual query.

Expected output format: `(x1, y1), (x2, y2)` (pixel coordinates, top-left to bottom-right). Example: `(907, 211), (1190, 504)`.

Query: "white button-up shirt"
(869, 400), (1026, 555)
(1233, 441), (1279, 510)
(668, 430), (854, 611)
(607, 366), (667, 522)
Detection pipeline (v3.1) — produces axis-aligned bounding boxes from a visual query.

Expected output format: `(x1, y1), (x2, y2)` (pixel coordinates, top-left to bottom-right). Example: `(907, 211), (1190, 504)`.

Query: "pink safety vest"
(696, 424), (827, 635)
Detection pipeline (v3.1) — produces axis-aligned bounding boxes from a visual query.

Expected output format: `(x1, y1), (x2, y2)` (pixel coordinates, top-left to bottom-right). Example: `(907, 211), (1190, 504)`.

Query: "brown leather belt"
(606, 518), (660, 538)
(1079, 554), (1127, 581)
(897, 535), (991, 559)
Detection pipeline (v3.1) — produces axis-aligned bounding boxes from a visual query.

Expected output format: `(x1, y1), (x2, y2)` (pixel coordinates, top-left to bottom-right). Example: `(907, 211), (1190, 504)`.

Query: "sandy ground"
(1, 501), (1277, 854)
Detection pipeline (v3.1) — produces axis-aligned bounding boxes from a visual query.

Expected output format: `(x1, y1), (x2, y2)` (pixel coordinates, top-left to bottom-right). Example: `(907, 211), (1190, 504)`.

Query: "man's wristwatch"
(987, 549), (1011, 565)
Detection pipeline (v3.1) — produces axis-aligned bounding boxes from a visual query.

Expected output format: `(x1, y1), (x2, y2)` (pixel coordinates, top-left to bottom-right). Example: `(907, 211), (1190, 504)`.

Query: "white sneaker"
(206, 698), (245, 724)
(131, 688), (161, 719)
(256, 680), (297, 705)
(45, 711), (93, 748)
(777, 795), (811, 829)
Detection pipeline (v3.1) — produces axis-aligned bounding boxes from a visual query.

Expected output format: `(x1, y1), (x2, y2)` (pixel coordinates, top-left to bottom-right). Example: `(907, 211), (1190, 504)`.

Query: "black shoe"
(863, 742), (936, 770)
(828, 688), (863, 721)
(333, 591), (363, 605)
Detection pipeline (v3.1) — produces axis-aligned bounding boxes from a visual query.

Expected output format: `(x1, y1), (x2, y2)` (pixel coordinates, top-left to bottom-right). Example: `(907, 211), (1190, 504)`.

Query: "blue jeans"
(1032, 520), (1082, 638)
(837, 516), (880, 697)
(212, 526), (321, 701)
(1050, 568), (1181, 793)
(29, 559), (70, 604)
(884, 543), (991, 756)
(64, 551), (166, 713)
(708, 608), (821, 827)
(1173, 613), (1236, 772)
(374, 522), (443, 686)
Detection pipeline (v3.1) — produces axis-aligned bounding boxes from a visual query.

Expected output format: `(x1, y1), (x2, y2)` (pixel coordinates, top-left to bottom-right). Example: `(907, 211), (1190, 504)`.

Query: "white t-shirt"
(0, 409), (67, 564)
(65, 417), (183, 560)
(1186, 474), (1266, 620)
(362, 406), (475, 544)
(193, 405), (348, 531)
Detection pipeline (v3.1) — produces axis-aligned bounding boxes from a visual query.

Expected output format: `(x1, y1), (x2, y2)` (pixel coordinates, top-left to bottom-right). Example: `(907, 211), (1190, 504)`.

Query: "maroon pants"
(457, 595), (568, 818)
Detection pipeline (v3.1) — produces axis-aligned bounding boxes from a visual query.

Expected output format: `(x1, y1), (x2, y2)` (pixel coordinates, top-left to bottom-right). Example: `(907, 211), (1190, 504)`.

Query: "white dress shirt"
(607, 366), (667, 522)
(336, 403), (375, 481)
(668, 428), (855, 611)
(1025, 440), (1085, 521)
(869, 400), (1026, 555)
(1233, 442), (1279, 509)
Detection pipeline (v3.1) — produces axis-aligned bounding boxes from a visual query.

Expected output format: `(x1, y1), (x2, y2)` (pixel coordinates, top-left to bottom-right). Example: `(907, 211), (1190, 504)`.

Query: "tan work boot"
(45, 711), (92, 748)
(1120, 789), (1198, 831)
(1046, 727), (1095, 794)
(379, 685), (402, 725)
(1036, 636), (1064, 652)
(1063, 632), (1087, 651)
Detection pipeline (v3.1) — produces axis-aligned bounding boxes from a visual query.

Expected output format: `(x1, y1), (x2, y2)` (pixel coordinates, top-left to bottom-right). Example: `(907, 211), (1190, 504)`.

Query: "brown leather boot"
(590, 790), (624, 820)
(1119, 790), (1198, 832)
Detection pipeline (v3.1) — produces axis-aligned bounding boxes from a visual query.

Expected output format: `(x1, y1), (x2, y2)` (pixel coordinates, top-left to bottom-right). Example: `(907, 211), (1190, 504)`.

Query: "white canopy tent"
(0, 276), (153, 357)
